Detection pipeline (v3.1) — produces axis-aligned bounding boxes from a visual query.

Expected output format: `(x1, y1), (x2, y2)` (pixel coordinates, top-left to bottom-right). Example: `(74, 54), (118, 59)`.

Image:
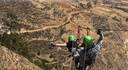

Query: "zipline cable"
(79, 26), (128, 31)
(99, 29), (128, 31)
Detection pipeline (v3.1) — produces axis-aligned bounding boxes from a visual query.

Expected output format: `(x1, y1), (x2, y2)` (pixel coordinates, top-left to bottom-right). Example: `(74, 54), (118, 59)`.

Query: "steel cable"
(79, 26), (128, 31)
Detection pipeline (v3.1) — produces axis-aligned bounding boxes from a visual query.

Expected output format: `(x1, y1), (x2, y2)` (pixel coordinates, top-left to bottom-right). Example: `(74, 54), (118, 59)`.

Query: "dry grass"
(0, 0), (128, 70)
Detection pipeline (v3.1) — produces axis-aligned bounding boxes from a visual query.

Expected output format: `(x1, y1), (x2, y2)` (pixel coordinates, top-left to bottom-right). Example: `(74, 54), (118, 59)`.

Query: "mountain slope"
(0, 0), (128, 70)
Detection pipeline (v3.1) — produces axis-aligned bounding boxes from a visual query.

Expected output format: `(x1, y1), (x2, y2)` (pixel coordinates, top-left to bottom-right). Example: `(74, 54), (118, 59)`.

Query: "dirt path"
(13, 5), (128, 34)
(15, 10), (88, 34)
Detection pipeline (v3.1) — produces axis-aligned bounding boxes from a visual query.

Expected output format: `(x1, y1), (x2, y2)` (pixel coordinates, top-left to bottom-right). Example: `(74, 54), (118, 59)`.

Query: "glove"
(97, 29), (102, 35)
(48, 42), (55, 49)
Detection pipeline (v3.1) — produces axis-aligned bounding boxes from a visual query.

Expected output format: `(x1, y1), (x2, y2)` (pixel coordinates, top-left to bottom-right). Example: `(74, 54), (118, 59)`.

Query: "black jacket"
(79, 31), (104, 67)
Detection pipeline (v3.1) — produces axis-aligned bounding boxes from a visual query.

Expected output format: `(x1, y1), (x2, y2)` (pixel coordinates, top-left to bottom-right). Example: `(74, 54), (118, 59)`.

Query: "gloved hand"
(97, 29), (102, 35)
(48, 42), (55, 49)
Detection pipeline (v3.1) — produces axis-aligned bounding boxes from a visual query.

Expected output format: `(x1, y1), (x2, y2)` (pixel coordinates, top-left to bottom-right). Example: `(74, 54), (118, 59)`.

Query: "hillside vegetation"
(0, 0), (128, 70)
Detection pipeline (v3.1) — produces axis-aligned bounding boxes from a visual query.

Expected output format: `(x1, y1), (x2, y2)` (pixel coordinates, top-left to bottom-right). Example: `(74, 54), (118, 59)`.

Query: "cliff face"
(0, 0), (128, 70)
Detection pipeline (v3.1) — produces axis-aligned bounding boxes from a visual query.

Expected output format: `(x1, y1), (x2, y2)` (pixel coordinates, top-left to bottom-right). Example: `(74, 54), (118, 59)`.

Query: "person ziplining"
(49, 25), (104, 70)
(48, 24), (128, 70)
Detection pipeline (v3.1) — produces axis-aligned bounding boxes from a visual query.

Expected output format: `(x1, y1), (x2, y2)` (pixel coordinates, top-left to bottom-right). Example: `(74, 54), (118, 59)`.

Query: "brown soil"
(0, 0), (128, 70)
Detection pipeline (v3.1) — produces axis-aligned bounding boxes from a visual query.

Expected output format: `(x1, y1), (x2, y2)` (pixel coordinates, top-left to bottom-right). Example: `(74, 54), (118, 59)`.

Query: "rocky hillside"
(0, 0), (128, 70)
(0, 45), (41, 70)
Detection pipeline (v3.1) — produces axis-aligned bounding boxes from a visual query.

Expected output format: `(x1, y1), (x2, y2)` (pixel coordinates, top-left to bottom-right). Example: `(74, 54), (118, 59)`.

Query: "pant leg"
(78, 65), (87, 70)
(74, 56), (79, 68)
(79, 50), (86, 69)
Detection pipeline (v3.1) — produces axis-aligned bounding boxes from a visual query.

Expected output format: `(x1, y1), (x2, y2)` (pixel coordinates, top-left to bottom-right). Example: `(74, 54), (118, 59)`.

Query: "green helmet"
(68, 35), (76, 42)
(83, 35), (93, 46)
